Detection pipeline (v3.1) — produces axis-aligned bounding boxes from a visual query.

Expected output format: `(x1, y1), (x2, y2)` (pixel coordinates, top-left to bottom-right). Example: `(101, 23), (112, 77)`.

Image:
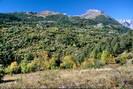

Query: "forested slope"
(0, 12), (132, 74)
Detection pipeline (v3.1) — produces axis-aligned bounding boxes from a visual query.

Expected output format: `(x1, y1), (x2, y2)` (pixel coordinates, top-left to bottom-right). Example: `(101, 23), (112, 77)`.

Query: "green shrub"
(26, 61), (37, 72)
(48, 57), (60, 69)
(94, 59), (105, 68)
(81, 60), (95, 69)
(20, 58), (44, 73)
(116, 52), (131, 65)
(41, 57), (61, 70)
(20, 60), (29, 73)
(0, 68), (5, 82)
(25, 53), (34, 61)
(20, 57), (50, 73)
(32, 58), (46, 71)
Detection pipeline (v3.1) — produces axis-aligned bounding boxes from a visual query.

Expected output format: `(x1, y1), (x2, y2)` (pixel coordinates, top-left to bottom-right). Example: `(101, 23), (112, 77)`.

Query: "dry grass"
(0, 65), (133, 89)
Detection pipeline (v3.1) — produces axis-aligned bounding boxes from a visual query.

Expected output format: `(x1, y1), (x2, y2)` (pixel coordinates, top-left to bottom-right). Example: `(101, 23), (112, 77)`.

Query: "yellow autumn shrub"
(60, 56), (78, 69)
(101, 51), (116, 64)
(5, 61), (20, 74)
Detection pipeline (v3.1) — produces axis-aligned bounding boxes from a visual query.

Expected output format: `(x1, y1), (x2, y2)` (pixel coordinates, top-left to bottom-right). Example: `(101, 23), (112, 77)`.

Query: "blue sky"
(0, 0), (132, 19)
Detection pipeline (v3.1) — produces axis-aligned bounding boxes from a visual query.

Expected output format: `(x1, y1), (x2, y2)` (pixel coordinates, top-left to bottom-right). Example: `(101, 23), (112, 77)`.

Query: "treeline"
(0, 13), (21, 24)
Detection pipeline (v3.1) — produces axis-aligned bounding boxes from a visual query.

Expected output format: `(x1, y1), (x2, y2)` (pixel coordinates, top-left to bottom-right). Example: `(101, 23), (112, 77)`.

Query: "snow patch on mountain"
(118, 19), (133, 29)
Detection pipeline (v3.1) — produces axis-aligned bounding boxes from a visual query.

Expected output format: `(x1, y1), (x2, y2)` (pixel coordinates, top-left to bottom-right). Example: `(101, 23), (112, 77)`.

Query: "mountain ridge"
(80, 9), (106, 19)
(0, 9), (130, 31)
(37, 11), (60, 17)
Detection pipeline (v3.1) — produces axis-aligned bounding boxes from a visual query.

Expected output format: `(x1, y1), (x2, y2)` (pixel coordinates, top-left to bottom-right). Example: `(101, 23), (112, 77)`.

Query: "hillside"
(0, 13), (21, 23)
(0, 10), (132, 75)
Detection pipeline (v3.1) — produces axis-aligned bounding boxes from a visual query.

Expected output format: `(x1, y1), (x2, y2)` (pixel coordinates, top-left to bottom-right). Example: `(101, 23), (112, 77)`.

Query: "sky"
(0, 0), (132, 19)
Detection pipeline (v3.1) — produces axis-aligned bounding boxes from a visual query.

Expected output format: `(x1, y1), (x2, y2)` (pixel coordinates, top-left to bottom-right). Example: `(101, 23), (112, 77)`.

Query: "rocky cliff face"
(37, 11), (60, 17)
(80, 9), (106, 19)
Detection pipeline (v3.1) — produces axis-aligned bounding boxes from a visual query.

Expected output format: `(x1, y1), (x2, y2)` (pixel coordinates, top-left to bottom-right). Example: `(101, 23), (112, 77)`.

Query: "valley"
(0, 9), (133, 88)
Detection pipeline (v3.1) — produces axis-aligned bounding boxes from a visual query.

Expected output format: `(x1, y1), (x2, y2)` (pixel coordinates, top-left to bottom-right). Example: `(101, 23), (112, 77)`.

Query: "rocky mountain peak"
(80, 9), (106, 19)
(37, 11), (60, 17)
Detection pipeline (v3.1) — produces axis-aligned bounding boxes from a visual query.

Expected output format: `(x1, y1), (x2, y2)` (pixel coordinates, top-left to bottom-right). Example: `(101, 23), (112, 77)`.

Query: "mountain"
(0, 10), (128, 32)
(37, 11), (60, 17)
(80, 9), (106, 19)
(0, 10), (128, 28)
(80, 9), (121, 26)
(4, 12), (45, 22)
(0, 10), (133, 72)
(118, 19), (133, 29)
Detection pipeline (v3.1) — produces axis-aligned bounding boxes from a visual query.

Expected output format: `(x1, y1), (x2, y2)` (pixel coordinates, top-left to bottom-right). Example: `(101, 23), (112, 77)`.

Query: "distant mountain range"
(37, 9), (107, 19)
(0, 9), (131, 31)
(36, 10), (133, 30)
(118, 19), (133, 29)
